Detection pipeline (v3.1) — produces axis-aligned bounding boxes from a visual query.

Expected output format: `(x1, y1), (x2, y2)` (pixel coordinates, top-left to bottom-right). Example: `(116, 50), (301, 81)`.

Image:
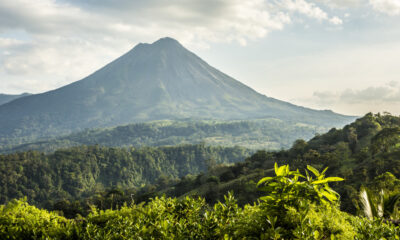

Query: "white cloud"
(296, 82), (400, 115)
(0, 0), (348, 93)
(282, 0), (329, 20)
(279, 0), (344, 25)
(340, 85), (400, 103)
(317, 0), (400, 16)
(0, 0), (292, 46)
(0, 38), (25, 48)
(0, 0), (295, 85)
(370, 0), (400, 15)
(329, 16), (343, 24)
(316, 0), (365, 8)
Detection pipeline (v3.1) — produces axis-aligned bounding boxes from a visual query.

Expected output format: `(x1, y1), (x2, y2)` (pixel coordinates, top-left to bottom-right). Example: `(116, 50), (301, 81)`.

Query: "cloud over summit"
(0, 0), (342, 84)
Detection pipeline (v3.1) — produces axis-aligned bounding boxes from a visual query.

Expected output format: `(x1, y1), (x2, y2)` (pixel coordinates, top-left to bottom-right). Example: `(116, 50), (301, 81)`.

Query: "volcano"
(0, 37), (353, 139)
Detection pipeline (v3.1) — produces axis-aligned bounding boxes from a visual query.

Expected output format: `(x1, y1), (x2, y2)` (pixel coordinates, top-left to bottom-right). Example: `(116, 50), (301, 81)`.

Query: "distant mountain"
(0, 93), (30, 106)
(0, 37), (354, 142)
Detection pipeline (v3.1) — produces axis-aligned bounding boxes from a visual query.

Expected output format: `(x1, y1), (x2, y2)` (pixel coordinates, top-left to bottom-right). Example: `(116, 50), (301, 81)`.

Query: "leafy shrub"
(0, 198), (74, 240)
(80, 196), (209, 240)
(351, 217), (400, 240)
(286, 204), (356, 239)
(0, 163), (399, 239)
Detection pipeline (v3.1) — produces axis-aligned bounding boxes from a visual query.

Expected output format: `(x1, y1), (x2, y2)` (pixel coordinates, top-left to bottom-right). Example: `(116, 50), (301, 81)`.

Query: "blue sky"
(1, 0), (400, 115)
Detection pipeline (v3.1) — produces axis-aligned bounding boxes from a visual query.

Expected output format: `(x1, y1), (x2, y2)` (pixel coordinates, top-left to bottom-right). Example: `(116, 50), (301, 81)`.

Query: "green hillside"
(146, 113), (400, 213)
(0, 144), (252, 207)
(0, 113), (398, 214)
(1, 118), (330, 153)
(1, 113), (400, 239)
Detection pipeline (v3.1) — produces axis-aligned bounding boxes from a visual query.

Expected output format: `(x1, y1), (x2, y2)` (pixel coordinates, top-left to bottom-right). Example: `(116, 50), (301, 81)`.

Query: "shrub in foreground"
(1, 163), (399, 239)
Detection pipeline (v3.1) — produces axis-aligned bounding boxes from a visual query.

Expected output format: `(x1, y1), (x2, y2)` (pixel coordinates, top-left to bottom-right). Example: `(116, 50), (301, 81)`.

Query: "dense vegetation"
(1, 113), (399, 238)
(1, 163), (399, 239)
(140, 113), (400, 213)
(1, 118), (330, 153)
(0, 144), (252, 208)
(58, 113), (396, 218)
(0, 113), (399, 213)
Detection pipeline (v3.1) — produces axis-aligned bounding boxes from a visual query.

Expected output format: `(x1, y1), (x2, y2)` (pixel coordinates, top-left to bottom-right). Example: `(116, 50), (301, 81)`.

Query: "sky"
(1, 0), (400, 116)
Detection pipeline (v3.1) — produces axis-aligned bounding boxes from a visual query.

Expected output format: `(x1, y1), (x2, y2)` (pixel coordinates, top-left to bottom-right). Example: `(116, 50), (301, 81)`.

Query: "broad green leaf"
(314, 230), (320, 239)
(268, 182), (279, 187)
(276, 165), (287, 176)
(305, 169), (311, 181)
(307, 165), (320, 177)
(324, 186), (340, 197)
(274, 162), (279, 175)
(290, 172), (305, 178)
(260, 196), (275, 202)
(285, 165), (289, 175)
(312, 177), (344, 184)
(257, 177), (273, 186)
(321, 190), (338, 202)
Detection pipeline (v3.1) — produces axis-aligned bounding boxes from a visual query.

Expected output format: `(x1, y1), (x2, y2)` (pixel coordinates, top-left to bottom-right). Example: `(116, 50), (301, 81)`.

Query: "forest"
(0, 118), (329, 153)
(1, 113), (400, 239)
(1, 163), (399, 239)
(0, 144), (251, 208)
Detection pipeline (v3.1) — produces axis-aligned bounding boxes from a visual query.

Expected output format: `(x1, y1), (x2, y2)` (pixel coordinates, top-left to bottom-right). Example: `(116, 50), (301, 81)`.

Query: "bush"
(351, 217), (400, 240)
(1, 163), (399, 239)
(0, 198), (75, 240)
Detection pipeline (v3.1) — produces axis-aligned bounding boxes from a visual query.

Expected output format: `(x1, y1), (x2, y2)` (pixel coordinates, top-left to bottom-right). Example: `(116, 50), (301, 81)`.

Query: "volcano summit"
(0, 37), (353, 140)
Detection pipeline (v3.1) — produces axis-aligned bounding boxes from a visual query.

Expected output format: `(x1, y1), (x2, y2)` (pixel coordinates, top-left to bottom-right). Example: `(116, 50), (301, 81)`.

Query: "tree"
(370, 127), (400, 155)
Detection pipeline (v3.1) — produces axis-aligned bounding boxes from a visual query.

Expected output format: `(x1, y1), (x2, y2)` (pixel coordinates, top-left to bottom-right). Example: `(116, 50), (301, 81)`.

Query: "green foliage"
(0, 164), (399, 239)
(0, 198), (74, 239)
(0, 144), (251, 209)
(351, 217), (400, 240)
(257, 163), (343, 209)
(255, 163), (350, 239)
(3, 112), (398, 218)
(359, 187), (400, 220)
(287, 204), (357, 240)
(113, 113), (400, 212)
(1, 118), (333, 153)
(80, 196), (210, 239)
(370, 127), (400, 155)
(2, 113), (400, 238)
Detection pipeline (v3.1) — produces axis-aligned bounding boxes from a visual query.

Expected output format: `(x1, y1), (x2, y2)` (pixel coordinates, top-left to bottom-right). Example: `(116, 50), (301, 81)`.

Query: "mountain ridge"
(0, 93), (31, 106)
(0, 37), (354, 141)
